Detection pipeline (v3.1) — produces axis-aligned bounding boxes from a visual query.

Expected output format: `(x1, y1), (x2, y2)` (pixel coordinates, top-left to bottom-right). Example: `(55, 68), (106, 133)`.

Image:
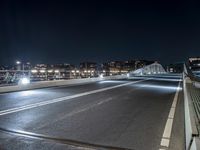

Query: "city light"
(48, 70), (53, 73)
(40, 70), (46, 73)
(99, 74), (104, 78)
(31, 69), (37, 73)
(18, 77), (30, 85)
(16, 61), (21, 65)
(55, 70), (59, 73)
(127, 73), (130, 78)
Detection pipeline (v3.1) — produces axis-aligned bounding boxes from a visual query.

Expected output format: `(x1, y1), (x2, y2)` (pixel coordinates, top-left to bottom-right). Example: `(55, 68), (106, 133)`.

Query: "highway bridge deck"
(0, 76), (184, 150)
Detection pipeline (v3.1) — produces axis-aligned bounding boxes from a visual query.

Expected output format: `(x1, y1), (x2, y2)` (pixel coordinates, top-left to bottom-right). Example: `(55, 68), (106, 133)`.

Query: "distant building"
(135, 60), (156, 69)
(31, 63), (77, 80)
(14, 62), (31, 71)
(101, 60), (156, 76)
(189, 57), (200, 71)
(123, 60), (136, 72)
(51, 63), (76, 79)
(101, 61), (124, 76)
(79, 62), (98, 78)
(166, 63), (183, 73)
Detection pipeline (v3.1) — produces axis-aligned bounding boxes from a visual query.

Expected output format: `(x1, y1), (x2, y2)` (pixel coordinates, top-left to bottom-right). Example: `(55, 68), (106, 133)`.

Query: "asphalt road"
(0, 75), (184, 150)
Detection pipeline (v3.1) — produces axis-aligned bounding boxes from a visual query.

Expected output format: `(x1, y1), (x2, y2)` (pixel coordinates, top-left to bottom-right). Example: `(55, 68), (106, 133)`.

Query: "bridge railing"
(183, 63), (200, 150)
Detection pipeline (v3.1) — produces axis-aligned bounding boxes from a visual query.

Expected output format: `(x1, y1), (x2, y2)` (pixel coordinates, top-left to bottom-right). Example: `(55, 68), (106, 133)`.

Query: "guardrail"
(0, 75), (127, 93)
(183, 64), (200, 150)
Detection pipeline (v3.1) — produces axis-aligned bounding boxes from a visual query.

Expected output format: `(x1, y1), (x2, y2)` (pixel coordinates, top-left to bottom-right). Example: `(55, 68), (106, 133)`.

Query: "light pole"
(16, 60), (24, 75)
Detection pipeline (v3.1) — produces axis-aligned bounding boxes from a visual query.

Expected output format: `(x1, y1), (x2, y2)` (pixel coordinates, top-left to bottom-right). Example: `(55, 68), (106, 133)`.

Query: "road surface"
(0, 75), (185, 150)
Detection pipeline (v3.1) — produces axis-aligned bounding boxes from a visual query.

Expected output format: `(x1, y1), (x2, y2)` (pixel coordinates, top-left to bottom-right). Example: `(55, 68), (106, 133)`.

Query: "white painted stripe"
(168, 108), (175, 119)
(0, 79), (149, 116)
(161, 138), (170, 147)
(163, 118), (173, 139)
(160, 82), (181, 149)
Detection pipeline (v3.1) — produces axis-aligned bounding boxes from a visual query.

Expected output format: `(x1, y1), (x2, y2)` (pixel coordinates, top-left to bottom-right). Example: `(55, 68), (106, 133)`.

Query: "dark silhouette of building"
(80, 62), (98, 78)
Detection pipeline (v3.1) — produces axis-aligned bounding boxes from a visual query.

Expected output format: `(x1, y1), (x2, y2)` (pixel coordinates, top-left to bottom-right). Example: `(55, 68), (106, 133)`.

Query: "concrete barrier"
(0, 75), (127, 93)
(191, 137), (200, 150)
(183, 74), (199, 150)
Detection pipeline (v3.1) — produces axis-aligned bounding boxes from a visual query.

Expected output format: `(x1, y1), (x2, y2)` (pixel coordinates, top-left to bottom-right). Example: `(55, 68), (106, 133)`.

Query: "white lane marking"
(161, 138), (170, 147)
(168, 108), (175, 119)
(160, 82), (181, 149)
(163, 119), (173, 138)
(33, 97), (115, 130)
(65, 97), (113, 117)
(0, 79), (149, 116)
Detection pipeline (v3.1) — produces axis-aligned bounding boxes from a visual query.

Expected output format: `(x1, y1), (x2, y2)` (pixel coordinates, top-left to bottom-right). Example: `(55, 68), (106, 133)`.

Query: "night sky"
(0, 0), (200, 66)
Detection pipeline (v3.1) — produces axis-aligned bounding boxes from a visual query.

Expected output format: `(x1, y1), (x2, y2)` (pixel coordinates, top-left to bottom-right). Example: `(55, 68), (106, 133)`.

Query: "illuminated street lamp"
(18, 77), (30, 85)
(99, 74), (104, 78)
(16, 60), (24, 74)
(127, 73), (130, 78)
(16, 61), (21, 65)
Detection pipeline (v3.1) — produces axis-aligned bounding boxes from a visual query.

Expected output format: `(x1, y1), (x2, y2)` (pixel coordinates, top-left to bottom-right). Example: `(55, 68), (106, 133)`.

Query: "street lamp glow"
(127, 73), (130, 78)
(99, 74), (104, 78)
(18, 77), (30, 85)
(16, 61), (21, 65)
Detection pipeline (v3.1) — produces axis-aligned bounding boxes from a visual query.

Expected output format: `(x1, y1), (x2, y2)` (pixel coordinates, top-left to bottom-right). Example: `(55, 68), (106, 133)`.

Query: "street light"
(16, 61), (21, 65)
(99, 74), (104, 78)
(16, 60), (24, 74)
(127, 73), (130, 78)
(18, 77), (30, 85)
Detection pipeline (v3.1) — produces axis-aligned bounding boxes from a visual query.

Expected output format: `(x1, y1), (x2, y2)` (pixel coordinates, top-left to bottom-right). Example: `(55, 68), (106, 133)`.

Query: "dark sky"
(0, 0), (200, 65)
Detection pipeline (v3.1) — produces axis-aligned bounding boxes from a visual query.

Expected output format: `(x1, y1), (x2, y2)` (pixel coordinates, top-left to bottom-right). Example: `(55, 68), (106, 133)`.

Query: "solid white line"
(163, 118), (173, 139)
(160, 82), (181, 149)
(0, 79), (149, 116)
(161, 138), (170, 147)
